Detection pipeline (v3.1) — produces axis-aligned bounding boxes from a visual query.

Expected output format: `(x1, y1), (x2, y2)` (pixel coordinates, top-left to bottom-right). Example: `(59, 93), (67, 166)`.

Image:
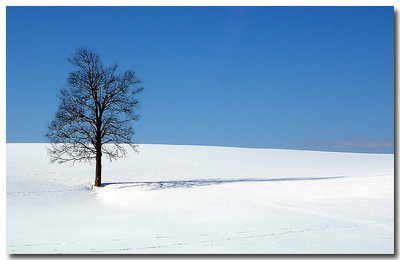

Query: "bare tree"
(46, 48), (144, 187)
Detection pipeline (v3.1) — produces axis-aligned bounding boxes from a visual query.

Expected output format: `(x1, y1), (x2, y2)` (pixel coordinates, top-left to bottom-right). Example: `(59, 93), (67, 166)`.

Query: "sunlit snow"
(6, 144), (393, 254)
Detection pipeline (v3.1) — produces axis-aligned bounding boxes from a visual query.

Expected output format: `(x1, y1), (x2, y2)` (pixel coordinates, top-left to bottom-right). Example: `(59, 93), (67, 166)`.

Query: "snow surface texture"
(7, 144), (394, 254)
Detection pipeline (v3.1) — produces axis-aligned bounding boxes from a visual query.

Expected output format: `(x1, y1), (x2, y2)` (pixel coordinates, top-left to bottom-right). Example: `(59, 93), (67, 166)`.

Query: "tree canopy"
(46, 48), (144, 186)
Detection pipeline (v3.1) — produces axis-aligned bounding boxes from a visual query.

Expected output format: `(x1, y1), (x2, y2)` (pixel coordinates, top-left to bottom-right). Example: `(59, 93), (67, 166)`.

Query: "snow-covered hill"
(6, 143), (394, 254)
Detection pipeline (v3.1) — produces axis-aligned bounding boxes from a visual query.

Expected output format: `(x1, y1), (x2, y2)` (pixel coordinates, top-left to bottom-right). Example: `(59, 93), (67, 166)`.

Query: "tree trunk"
(95, 149), (102, 187)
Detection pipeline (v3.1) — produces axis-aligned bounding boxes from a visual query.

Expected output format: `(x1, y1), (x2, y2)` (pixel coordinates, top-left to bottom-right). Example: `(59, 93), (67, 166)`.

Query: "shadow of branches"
(102, 176), (346, 190)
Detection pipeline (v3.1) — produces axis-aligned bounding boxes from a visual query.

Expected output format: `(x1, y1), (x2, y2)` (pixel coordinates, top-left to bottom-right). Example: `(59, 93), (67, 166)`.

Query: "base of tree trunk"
(95, 152), (102, 187)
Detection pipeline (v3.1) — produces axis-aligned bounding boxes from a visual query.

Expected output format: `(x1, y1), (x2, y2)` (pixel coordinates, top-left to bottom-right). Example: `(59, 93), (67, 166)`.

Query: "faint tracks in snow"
(6, 158), (92, 188)
(6, 187), (91, 195)
(104, 223), (362, 253)
(7, 222), (391, 253)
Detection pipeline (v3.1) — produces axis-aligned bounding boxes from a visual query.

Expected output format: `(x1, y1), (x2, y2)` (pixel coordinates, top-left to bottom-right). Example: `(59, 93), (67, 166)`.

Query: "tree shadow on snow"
(101, 176), (346, 190)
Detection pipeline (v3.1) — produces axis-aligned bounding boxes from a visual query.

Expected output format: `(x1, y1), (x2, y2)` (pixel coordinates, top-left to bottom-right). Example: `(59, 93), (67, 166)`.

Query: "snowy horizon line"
(6, 142), (394, 155)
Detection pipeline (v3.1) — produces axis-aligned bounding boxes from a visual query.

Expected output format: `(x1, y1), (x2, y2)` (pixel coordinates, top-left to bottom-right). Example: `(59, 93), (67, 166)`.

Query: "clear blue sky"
(6, 6), (394, 153)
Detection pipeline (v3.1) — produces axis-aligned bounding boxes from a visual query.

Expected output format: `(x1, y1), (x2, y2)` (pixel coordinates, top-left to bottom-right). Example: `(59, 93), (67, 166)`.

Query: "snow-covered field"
(6, 143), (394, 254)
